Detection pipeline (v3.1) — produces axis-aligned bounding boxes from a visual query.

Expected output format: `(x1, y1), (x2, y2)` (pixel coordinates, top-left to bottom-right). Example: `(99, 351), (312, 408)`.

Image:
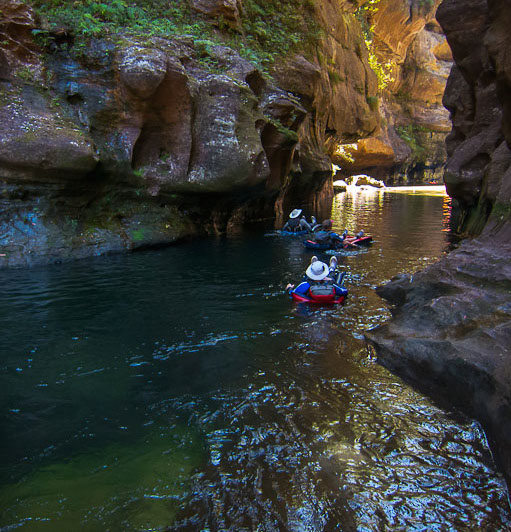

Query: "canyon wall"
(0, 0), (377, 266)
(368, 0), (511, 486)
(0, 0), (443, 267)
(332, 0), (452, 184)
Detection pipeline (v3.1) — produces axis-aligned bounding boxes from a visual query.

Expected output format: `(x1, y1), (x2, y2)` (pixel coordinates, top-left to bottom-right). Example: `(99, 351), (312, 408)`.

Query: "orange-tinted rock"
(348, 0), (452, 180)
(370, 0), (443, 89)
(0, 0), (40, 79)
(272, 0), (381, 145)
(333, 137), (395, 173)
(433, 39), (453, 63)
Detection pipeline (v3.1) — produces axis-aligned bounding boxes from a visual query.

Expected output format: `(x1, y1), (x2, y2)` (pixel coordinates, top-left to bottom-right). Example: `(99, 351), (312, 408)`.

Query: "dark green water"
(1, 188), (510, 531)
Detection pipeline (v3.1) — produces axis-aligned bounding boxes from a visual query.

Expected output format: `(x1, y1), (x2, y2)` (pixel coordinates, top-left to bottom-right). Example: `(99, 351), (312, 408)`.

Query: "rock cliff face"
(333, 0), (452, 183)
(0, 0), (384, 266)
(367, 0), (511, 487)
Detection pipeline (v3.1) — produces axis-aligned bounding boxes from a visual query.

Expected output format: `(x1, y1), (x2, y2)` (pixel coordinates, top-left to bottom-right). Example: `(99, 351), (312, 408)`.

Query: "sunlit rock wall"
(333, 0), (452, 184)
(271, 0), (380, 217)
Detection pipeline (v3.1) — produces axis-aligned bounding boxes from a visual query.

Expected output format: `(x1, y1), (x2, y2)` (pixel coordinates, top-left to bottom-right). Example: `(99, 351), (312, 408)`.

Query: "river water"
(1, 187), (510, 531)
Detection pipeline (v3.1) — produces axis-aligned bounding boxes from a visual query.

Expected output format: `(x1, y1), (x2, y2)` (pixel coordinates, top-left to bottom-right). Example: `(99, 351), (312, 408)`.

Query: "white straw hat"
(306, 260), (330, 280)
(289, 209), (302, 219)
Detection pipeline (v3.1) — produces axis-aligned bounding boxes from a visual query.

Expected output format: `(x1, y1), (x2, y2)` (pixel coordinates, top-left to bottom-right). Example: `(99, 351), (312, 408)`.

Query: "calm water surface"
(1, 187), (510, 531)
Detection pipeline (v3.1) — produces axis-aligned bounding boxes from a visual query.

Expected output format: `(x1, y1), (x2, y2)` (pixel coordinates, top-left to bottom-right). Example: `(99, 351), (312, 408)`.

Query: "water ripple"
(0, 193), (509, 531)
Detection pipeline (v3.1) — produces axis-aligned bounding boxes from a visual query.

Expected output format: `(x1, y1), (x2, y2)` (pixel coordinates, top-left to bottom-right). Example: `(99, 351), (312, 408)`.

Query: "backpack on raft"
(308, 283), (335, 297)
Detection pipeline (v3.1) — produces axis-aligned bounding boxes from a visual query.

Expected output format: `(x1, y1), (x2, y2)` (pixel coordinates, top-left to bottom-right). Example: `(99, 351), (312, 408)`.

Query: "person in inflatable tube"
(285, 256), (346, 301)
(310, 219), (345, 247)
(282, 209), (316, 233)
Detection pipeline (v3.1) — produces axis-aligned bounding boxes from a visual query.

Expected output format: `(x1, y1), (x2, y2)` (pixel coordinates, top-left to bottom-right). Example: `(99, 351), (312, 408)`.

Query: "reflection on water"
(380, 185), (448, 195)
(0, 189), (509, 531)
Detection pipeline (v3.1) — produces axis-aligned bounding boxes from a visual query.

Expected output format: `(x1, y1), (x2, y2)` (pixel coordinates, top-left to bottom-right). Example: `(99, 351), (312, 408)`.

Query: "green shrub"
(29, 0), (321, 73)
(239, 0), (320, 67)
(30, 0), (204, 39)
(15, 66), (36, 82)
(395, 124), (433, 162)
(354, 0), (395, 91)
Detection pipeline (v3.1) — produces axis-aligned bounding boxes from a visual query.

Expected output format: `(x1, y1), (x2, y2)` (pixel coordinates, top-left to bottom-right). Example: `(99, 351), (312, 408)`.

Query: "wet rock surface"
(369, 0), (511, 488)
(367, 237), (511, 485)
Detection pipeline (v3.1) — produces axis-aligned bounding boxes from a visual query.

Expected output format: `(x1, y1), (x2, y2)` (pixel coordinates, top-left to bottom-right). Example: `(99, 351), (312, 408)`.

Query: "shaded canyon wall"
(367, 0), (511, 487)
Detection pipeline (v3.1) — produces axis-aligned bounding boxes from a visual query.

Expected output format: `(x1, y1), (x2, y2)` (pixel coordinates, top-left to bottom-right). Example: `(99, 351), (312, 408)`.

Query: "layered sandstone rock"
(334, 0), (451, 183)
(368, 0), (511, 487)
(0, 0), (384, 266)
(190, 0), (241, 32)
(270, 0), (381, 214)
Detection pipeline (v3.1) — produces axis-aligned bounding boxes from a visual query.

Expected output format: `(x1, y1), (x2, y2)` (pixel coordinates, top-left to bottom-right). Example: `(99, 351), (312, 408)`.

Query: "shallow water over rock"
(1, 187), (510, 531)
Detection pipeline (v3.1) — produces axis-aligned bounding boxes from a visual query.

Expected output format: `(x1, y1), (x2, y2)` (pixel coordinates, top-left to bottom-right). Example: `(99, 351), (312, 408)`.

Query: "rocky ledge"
(366, 234), (511, 486)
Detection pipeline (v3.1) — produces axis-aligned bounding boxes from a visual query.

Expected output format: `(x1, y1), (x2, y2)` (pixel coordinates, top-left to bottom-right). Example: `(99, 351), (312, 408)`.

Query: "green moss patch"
(491, 201), (511, 221)
(395, 124), (435, 163)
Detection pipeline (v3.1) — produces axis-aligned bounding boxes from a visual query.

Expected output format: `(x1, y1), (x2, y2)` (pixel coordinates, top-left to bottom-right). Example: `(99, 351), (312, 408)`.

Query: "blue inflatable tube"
(303, 239), (336, 250)
(280, 229), (309, 236)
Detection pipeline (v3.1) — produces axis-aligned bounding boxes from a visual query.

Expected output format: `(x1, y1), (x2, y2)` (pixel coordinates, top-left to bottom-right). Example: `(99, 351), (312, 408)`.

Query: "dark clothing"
(313, 230), (331, 244)
(283, 218), (313, 232)
(292, 279), (345, 297)
(312, 230), (344, 247)
(282, 218), (301, 232)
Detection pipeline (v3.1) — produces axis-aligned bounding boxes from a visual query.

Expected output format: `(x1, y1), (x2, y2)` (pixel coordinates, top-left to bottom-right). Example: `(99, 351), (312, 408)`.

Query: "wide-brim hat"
(289, 208), (302, 219)
(306, 261), (330, 281)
